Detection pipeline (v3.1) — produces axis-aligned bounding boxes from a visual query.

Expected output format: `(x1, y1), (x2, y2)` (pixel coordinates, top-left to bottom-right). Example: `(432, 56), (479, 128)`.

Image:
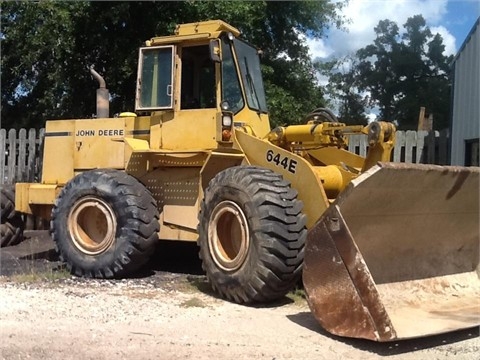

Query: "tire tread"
(51, 170), (159, 278)
(198, 166), (306, 304)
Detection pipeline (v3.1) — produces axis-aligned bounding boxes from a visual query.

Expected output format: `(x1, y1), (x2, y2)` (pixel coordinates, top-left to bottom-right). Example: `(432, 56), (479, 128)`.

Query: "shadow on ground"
(0, 231), (62, 276)
(145, 239), (204, 276)
(0, 230), (204, 277)
(287, 311), (479, 356)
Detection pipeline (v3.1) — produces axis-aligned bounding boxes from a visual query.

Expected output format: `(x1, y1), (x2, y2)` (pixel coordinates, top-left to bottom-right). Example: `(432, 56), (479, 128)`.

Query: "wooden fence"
(1, 128), (45, 185)
(0, 127), (450, 185)
(348, 129), (450, 165)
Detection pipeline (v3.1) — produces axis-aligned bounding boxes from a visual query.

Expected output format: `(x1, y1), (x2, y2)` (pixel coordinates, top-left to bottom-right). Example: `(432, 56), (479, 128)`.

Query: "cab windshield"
(232, 38), (268, 113)
(222, 36), (268, 113)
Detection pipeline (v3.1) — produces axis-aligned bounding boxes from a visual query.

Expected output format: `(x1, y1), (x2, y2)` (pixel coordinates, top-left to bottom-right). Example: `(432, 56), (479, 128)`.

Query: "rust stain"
(446, 171), (470, 200)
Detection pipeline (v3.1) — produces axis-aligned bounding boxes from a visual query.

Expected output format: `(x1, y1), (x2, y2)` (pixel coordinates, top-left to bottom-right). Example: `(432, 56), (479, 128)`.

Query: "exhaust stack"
(89, 66), (109, 118)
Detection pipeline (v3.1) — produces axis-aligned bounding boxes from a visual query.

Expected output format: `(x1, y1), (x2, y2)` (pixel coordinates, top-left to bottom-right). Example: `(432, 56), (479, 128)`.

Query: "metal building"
(450, 17), (479, 166)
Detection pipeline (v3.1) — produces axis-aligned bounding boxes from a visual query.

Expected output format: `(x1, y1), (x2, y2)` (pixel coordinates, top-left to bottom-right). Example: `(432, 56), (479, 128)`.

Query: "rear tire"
(51, 170), (159, 278)
(198, 166), (306, 304)
(1, 185), (24, 247)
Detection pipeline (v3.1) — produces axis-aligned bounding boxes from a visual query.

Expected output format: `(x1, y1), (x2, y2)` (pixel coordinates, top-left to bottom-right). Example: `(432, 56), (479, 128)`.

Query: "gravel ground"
(0, 232), (479, 359)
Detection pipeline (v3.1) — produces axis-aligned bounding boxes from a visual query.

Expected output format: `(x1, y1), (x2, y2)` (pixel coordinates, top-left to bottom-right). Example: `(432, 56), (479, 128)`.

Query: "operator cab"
(135, 22), (268, 116)
(134, 20), (271, 148)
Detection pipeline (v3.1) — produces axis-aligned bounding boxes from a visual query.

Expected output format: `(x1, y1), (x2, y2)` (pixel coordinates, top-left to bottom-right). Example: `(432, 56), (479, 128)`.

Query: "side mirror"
(209, 39), (222, 63)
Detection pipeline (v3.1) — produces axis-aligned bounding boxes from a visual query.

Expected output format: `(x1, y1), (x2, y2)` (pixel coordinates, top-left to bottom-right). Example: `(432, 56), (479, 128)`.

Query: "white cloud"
(318, 0), (453, 58)
(430, 26), (457, 55)
(303, 35), (335, 60)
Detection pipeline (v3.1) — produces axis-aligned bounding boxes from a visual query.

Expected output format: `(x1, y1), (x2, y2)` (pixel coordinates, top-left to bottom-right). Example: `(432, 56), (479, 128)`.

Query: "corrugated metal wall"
(451, 18), (480, 166)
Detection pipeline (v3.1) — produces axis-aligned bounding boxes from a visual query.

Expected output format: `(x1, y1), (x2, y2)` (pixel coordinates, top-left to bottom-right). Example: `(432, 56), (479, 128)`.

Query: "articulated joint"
(366, 121), (396, 147)
(362, 121), (396, 171)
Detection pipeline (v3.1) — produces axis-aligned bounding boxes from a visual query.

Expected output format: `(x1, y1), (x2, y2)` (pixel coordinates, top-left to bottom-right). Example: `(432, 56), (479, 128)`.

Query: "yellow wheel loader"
(10, 20), (479, 341)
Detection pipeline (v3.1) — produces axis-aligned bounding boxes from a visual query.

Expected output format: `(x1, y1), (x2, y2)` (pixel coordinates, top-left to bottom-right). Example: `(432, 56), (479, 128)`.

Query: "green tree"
(320, 57), (369, 125)
(1, 2), (87, 128)
(354, 15), (453, 129)
(1, 1), (342, 129)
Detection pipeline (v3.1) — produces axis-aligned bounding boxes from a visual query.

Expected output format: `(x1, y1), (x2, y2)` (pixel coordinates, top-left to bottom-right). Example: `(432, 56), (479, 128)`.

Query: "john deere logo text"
(75, 129), (124, 137)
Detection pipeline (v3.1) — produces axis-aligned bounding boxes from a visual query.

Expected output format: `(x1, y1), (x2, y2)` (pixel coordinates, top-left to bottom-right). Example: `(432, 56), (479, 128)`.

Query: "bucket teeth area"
(304, 163), (480, 341)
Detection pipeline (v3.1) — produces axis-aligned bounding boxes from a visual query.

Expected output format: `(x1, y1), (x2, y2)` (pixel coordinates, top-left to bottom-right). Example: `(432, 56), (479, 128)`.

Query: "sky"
(305, 0), (479, 118)
(307, 0), (480, 61)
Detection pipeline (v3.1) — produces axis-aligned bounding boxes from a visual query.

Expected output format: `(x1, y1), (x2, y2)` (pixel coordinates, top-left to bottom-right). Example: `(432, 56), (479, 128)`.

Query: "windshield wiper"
(244, 57), (261, 111)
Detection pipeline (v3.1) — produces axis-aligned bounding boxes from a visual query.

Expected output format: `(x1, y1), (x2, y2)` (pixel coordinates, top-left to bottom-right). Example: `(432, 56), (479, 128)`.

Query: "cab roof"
(147, 20), (241, 46)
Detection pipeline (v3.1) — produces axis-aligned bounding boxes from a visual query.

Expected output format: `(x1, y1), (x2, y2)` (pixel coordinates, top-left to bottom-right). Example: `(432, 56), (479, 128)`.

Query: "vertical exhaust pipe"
(89, 66), (109, 118)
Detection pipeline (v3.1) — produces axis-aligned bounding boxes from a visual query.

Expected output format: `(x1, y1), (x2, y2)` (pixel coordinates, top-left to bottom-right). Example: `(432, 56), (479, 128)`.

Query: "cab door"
(135, 45), (175, 111)
(161, 44), (219, 150)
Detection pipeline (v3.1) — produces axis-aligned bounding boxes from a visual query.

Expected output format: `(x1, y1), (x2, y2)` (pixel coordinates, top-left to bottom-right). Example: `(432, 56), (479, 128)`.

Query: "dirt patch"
(0, 232), (479, 359)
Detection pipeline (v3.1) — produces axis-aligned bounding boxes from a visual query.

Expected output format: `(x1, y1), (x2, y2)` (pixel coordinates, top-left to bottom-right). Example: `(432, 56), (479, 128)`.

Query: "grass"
(5, 268), (71, 283)
(183, 276), (307, 306)
(181, 278), (307, 307)
(286, 286), (307, 305)
(185, 276), (214, 294)
(179, 296), (208, 308)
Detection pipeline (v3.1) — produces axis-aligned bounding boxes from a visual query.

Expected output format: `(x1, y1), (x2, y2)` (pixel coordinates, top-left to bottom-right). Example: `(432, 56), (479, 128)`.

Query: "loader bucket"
(303, 162), (480, 342)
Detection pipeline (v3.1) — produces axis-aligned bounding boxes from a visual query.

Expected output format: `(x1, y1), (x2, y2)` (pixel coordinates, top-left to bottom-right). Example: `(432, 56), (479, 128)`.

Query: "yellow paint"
(234, 129), (330, 229)
(147, 20), (240, 47)
(15, 183), (60, 215)
(161, 109), (218, 150)
(175, 20), (240, 37)
(72, 118), (126, 170)
(42, 120), (75, 184)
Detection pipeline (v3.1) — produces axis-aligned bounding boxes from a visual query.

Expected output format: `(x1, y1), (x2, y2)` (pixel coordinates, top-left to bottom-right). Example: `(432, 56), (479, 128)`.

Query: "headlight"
(222, 114), (233, 127)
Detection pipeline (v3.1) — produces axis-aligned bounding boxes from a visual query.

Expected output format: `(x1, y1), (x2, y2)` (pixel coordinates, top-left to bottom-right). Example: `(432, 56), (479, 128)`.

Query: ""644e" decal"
(266, 150), (298, 174)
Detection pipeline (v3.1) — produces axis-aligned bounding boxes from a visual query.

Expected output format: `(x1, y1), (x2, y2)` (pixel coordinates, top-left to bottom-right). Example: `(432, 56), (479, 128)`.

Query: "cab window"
(136, 46), (174, 110)
(221, 37), (244, 114)
(181, 45), (216, 109)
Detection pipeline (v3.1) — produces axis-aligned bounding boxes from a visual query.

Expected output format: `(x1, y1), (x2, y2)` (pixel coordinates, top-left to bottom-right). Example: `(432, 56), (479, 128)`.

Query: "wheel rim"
(208, 200), (250, 272)
(68, 196), (117, 255)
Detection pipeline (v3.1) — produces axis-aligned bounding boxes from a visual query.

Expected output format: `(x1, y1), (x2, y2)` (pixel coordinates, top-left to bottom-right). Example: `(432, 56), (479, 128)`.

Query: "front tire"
(198, 166), (306, 304)
(51, 170), (159, 278)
